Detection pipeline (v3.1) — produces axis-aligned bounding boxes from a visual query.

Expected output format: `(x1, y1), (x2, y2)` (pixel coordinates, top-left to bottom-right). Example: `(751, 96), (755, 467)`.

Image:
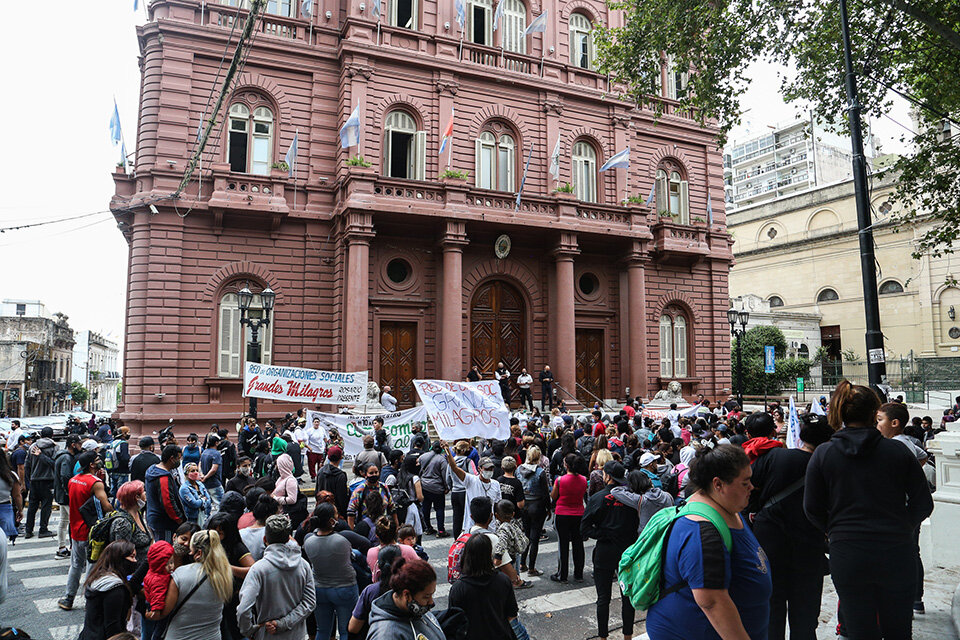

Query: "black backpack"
(577, 435), (595, 459)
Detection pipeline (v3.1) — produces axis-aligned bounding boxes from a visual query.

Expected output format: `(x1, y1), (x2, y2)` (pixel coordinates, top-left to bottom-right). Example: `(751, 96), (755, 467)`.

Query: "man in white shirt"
(516, 369), (534, 412)
(381, 386), (398, 412)
(5, 420), (23, 452)
(444, 448), (501, 532)
(305, 417), (328, 480)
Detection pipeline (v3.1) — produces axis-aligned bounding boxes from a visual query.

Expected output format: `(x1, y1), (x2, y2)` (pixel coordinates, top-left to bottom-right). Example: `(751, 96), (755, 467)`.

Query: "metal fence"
(805, 356), (960, 402)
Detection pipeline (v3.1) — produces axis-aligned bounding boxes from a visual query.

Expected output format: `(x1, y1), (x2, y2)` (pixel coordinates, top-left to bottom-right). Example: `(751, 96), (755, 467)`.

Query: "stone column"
(551, 233), (579, 404)
(439, 221), (468, 380)
(924, 423), (960, 570)
(624, 242), (649, 399)
(344, 213), (374, 372)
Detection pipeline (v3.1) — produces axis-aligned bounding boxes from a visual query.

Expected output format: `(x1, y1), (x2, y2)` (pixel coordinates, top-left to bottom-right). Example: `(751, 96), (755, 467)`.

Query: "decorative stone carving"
(366, 381), (384, 409)
(435, 79), (460, 96)
(542, 98), (564, 115)
(345, 63), (374, 79)
(649, 380), (685, 405)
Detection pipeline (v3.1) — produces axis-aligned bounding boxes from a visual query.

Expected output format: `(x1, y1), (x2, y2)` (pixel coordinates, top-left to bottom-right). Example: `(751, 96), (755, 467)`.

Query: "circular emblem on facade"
(949, 326), (960, 340)
(494, 234), (512, 259)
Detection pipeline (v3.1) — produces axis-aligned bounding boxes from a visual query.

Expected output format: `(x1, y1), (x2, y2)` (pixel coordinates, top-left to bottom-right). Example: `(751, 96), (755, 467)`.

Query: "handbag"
(151, 573), (208, 640)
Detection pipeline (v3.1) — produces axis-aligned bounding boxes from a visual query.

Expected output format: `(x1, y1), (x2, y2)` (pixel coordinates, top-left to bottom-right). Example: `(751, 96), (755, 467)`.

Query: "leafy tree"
(70, 382), (88, 408)
(594, 0), (960, 258)
(731, 326), (813, 395)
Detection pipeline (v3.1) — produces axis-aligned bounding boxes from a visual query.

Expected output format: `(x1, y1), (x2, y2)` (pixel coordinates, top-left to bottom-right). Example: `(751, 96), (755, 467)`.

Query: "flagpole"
(459, 32), (464, 61)
(201, 0), (205, 26)
(293, 128), (299, 211)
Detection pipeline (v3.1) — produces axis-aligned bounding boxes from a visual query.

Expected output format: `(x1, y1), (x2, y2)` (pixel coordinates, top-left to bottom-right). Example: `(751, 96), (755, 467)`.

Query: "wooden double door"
(379, 321), (417, 408)
(470, 281), (526, 403)
(576, 328), (605, 406)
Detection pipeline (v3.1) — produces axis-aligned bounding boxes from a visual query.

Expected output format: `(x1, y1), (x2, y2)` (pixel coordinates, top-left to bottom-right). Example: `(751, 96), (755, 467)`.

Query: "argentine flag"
(340, 104), (361, 149)
(599, 147), (629, 172)
(285, 130), (299, 177)
(439, 109), (455, 156)
(493, 0), (505, 30)
(455, 0), (466, 30)
(524, 10), (547, 35)
(786, 395), (802, 449)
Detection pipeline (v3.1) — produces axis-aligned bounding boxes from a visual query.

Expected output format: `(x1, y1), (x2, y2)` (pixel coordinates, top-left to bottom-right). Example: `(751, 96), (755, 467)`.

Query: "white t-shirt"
(517, 374), (533, 389)
(381, 393), (398, 412)
(305, 425), (327, 454)
(461, 473), (502, 532)
(5, 429), (22, 452)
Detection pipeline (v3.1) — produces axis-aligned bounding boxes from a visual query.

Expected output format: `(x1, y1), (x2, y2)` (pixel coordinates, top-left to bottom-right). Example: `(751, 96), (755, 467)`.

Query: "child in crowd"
(142, 540), (174, 638)
(398, 524), (428, 561)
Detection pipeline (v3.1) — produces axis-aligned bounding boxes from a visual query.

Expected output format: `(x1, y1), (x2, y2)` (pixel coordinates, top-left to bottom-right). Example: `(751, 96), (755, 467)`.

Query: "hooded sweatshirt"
(271, 436), (289, 457)
(611, 485), (675, 533)
(81, 574), (131, 640)
(315, 462), (349, 518)
(237, 541), (316, 640)
(272, 454), (298, 505)
(145, 464), (185, 532)
(742, 437), (785, 463)
(804, 426), (933, 544)
(143, 541), (174, 611)
(27, 437), (58, 482)
(367, 590), (446, 640)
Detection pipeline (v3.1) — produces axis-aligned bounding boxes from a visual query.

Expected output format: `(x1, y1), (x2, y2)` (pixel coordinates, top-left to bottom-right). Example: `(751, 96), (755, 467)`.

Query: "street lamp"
(238, 282), (276, 418)
(728, 307), (750, 408)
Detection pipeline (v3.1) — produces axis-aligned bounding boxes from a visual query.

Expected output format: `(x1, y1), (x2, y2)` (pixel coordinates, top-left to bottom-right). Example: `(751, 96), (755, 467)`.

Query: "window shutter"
(659, 316), (673, 377)
(219, 303), (241, 378)
(569, 28), (576, 66)
(414, 131), (426, 180)
(674, 317), (687, 377)
(475, 138), (483, 187)
(656, 174), (668, 215)
(587, 33), (595, 70)
(262, 321), (273, 365)
(679, 180), (690, 224)
(572, 156), (583, 200)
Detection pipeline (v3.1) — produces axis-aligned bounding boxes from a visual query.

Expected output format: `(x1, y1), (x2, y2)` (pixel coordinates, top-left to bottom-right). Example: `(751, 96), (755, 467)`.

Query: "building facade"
(73, 331), (122, 412)
(728, 171), (960, 368)
(723, 116), (868, 210)
(0, 301), (74, 417)
(111, 0), (733, 434)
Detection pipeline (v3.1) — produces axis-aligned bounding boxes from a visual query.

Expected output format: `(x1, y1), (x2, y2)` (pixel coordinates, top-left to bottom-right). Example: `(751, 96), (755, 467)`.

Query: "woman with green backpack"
(643, 444), (771, 639)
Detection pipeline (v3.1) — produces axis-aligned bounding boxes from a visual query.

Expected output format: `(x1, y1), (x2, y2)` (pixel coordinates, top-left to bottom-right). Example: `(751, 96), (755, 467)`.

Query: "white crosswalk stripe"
(35, 595), (86, 614)
(48, 625), (83, 640)
(7, 544), (69, 559)
(10, 558), (65, 572)
(21, 574), (67, 589)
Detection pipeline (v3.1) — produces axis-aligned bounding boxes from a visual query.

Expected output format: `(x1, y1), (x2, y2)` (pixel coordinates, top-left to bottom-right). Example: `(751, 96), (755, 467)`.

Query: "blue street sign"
(764, 346), (775, 373)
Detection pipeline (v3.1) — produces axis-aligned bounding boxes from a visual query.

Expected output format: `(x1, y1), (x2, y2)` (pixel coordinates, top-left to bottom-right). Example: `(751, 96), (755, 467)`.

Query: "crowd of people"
(0, 385), (950, 640)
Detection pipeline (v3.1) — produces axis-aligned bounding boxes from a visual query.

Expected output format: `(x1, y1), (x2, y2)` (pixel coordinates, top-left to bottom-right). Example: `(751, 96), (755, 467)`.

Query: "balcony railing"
(460, 41), (539, 76)
(208, 4), (307, 42)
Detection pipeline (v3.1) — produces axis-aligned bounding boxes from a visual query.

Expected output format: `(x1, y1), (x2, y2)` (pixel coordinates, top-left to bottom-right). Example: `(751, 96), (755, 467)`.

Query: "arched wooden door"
(470, 281), (526, 401)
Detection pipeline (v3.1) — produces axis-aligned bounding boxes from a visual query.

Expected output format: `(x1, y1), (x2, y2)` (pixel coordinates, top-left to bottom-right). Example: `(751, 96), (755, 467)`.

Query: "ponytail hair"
(190, 530), (234, 603)
(829, 380), (881, 431)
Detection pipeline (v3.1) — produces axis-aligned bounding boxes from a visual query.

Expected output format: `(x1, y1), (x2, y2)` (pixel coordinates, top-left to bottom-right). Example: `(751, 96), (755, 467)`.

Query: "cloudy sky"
(0, 3), (912, 348)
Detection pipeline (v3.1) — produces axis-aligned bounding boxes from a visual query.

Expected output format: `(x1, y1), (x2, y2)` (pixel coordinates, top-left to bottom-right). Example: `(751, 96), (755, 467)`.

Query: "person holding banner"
(448, 441), (478, 538)
(443, 445), (502, 533)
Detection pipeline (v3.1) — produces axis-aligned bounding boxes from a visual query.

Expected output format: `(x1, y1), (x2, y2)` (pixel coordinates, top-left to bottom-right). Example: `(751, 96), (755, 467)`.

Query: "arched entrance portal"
(470, 280), (526, 404)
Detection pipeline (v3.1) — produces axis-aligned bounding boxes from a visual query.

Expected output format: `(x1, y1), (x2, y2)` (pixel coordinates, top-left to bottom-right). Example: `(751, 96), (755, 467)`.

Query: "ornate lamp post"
(727, 307), (750, 408)
(238, 282), (275, 418)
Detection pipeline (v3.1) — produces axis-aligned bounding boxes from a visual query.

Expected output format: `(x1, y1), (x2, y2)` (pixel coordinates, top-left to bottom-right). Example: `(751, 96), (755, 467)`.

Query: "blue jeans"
(64, 540), (89, 601)
(207, 484), (224, 512)
(314, 585), (358, 640)
(110, 473), (129, 497)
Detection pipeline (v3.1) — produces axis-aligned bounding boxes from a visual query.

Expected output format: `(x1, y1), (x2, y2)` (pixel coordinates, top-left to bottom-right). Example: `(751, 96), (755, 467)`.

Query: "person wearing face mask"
(347, 462), (397, 530)
(179, 463), (213, 525)
(145, 445), (186, 544)
(367, 556), (445, 640)
(225, 456), (254, 495)
(305, 502), (359, 640)
(108, 481), (154, 566)
(443, 444), (502, 533)
(79, 539), (138, 640)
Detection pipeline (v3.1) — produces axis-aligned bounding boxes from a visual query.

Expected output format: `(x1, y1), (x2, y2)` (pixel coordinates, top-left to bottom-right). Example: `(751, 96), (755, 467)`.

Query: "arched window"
(569, 13), (594, 69)
(572, 141), (597, 202)
(768, 295), (785, 308)
(390, 0), (418, 29)
(228, 104), (274, 175)
(384, 110), (425, 180)
(879, 280), (904, 295)
(467, 0), (493, 45)
(655, 167), (689, 223)
(500, 0), (526, 53)
(817, 288), (839, 303)
(475, 129), (516, 191)
(217, 291), (274, 378)
(660, 310), (689, 378)
(798, 343), (810, 359)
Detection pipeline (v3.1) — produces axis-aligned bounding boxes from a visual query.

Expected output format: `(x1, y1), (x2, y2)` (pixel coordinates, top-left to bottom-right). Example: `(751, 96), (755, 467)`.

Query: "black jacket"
(81, 576), (132, 640)
(804, 427), (933, 544)
(54, 449), (76, 504)
(129, 451), (160, 484)
(285, 440), (304, 477)
(315, 463), (349, 518)
(581, 484), (640, 548)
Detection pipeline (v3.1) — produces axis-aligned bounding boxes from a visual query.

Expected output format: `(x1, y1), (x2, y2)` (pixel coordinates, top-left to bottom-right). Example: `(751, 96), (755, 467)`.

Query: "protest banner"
(305, 406), (429, 456)
(412, 379), (510, 441)
(243, 362), (368, 405)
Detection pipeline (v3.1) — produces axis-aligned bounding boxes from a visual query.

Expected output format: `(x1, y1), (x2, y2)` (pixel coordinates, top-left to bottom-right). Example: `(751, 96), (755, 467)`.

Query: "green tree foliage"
(70, 382), (88, 408)
(594, 0), (960, 257)
(731, 326), (813, 395)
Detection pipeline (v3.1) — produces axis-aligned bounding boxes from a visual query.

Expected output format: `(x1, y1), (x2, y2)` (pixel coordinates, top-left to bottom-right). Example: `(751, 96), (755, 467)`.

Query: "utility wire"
(0, 210), (112, 233)
(861, 72), (960, 129)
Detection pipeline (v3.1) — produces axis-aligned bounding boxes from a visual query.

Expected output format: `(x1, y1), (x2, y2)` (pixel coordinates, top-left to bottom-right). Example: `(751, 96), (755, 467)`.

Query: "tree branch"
(889, 0), (960, 53)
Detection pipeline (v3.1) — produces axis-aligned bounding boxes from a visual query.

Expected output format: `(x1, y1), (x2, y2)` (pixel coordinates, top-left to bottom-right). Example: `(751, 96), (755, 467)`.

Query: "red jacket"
(143, 541), (174, 611)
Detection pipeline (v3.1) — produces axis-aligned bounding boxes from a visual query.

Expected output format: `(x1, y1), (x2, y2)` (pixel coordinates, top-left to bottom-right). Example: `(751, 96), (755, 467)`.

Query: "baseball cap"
(326, 445), (343, 460)
(65, 434), (82, 447)
(81, 439), (99, 451)
(638, 452), (658, 467)
(602, 460), (626, 484)
(479, 456), (495, 470)
(139, 436), (155, 448)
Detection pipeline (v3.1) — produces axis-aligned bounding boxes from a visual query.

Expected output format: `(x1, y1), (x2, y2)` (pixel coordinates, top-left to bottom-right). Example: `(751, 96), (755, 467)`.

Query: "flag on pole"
(300, 0), (312, 18)
(438, 109), (455, 156)
(645, 181), (656, 205)
(524, 9), (548, 35)
(493, 0), (505, 31)
(786, 395), (802, 449)
(679, 403), (700, 419)
(515, 145), (534, 209)
(285, 130), (299, 178)
(548, 136), (562, 181)
(455, 0), (466, 31)
(372, 0), (381, 20)
(110, 99), (128, 172)
(706, 190), (714, 225)
(811, 397), (827, 416)
(339, 104), (361, 148)
(599, 147), (630, 172)
(134, 0), (139, 10)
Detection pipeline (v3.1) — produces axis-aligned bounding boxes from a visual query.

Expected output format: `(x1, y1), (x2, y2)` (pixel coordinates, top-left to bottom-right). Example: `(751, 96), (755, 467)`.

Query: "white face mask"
(481, 469), (494, 480)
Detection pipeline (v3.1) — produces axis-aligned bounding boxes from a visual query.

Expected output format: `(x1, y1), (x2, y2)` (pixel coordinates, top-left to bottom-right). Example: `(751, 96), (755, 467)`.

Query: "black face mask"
(366, 477), (379, 486)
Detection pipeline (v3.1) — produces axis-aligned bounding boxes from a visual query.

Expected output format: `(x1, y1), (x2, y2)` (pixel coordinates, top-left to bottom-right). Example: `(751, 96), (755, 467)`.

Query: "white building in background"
(723, 115), (874, 210)
(73, 330), (121, 412)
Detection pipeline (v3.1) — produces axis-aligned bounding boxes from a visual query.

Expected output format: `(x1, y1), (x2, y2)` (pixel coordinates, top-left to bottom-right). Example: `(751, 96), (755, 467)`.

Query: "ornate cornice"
(344, 62), (374, 79)
(542, 97), (564, 115)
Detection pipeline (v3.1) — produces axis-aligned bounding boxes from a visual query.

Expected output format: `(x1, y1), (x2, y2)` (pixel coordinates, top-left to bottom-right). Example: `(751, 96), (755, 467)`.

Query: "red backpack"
(447, 532), (473, 582)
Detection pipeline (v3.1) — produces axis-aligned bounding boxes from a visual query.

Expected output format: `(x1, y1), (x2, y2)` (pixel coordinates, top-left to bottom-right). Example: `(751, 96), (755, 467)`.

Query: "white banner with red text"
(242, 362), (368, 405)
(304, 406), (429, 457)
(412, 379), (510, 441)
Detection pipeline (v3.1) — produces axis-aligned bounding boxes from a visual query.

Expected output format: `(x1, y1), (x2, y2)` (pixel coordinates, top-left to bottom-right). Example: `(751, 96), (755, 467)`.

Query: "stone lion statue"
(366, 381), (383, 408)
(651, 380), (685, 404)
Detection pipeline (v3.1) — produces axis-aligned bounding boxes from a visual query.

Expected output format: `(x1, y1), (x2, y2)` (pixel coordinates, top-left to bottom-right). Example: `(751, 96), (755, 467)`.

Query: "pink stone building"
(112, 0), (733, 434)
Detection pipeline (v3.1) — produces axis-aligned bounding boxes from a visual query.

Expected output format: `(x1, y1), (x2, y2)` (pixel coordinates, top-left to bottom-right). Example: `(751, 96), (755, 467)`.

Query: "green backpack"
(617, 500), (733, 611)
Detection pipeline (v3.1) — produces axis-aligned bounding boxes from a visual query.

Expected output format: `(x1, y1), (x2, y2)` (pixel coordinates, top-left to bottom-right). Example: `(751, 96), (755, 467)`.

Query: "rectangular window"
(251, 134), (271, 176)
(498, 146), (510, 190)
(229, 120), (248, 173)
(389, 131), (413, 178)
(472, 5), (490, 45)
(15, 303), (25, 316)
(392, 0), (417, 29)
(478, 143), (493, 189)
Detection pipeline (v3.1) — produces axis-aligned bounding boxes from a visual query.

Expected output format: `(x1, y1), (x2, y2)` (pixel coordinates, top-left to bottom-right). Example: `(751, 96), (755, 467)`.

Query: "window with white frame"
(228, 104), (274, 175)
(384, 110), (425, 180)
(659, 310), (688, 378)
(655, 167), (689, 223)
(266, 0), (293, 15)
(569, 13), (594, 69)
(468, 0), (493, 45)
(475, 129), (516, 191)
(217, 291), (273, 378)
(500, 0), (526, 53)
(572, 141), (597, 202)
(664, 55), (689, 100)
(390, 0), (417, 29)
